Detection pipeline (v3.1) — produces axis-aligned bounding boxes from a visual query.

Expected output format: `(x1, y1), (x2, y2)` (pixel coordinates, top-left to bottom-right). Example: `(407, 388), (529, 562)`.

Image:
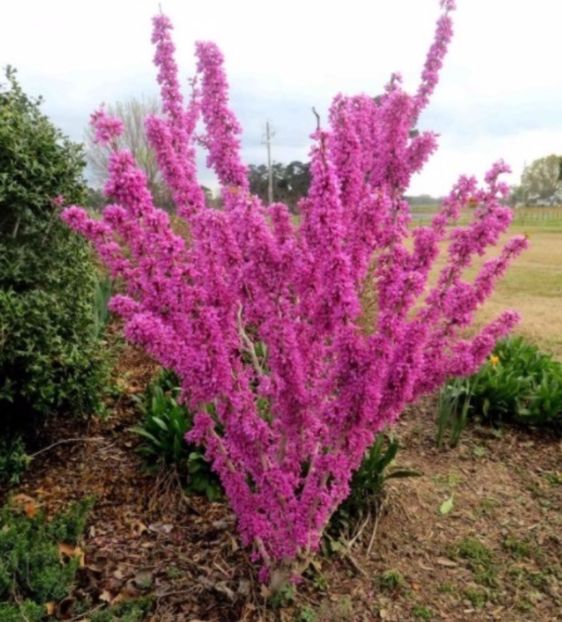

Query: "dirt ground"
(2, 341), (560, 622)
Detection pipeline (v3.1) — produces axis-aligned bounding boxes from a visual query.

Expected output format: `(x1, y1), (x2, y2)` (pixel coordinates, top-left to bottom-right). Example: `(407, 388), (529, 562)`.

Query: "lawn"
(413, 207), (562, 358)
(475, 227), (562, 358)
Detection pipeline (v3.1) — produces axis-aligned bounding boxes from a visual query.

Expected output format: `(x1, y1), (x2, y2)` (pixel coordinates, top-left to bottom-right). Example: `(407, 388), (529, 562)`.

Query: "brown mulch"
(2, 340), (561, 621)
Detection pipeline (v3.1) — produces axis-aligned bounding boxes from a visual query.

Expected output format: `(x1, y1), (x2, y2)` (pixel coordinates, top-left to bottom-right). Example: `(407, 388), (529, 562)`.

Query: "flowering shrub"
(62, 0), (527, 580)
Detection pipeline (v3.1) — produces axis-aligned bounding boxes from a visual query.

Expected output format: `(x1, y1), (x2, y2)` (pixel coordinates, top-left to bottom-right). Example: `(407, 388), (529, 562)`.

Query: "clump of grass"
(312, 572), (328, 593)
(528, 571), (550, 591)
(131, 369), (222, 501)
(378, 569), (406, 593)
(454, 537), (497, 587)
(544, 471), (562, 486)
(297, 606), (317, 622)
(437, 581), (456, 594)
(433, 471), (464, 488)
(329, 434), (420, 535)
(436, 377), (472, 448)
(464, 587), (488, 609)
(502, 535), (532, 559)
(412, 605), (432, 620)
(477, 497), (500, 516)
(457, 537), (493, 565)
(516, 597), (535, 613)
(267, 583), (296, 609)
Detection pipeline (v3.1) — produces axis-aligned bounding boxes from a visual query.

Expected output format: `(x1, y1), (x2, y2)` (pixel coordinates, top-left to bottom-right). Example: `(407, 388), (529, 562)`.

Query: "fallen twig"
(347, 511), (371, 549)
(67, 604), (104, 622)
(30, 437), (106, 459)
(343, 549), (368, 577)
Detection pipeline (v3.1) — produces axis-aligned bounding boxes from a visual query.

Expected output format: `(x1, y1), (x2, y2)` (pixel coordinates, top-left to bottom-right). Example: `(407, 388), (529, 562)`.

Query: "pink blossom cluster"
(62, 0), (526, 579)
(90, 107), (124, 145)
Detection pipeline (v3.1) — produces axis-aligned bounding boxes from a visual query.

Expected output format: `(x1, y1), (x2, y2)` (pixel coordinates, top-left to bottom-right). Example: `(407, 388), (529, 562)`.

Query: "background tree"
(518, 154), (562, 204)
(507, 184), (526, 207)
(86, 96), (174, 210)
(0, 67), (106, 436)
(248, 160), (310, 212)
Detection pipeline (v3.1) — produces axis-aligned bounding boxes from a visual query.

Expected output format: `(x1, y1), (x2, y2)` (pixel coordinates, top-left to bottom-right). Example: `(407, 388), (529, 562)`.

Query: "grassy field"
(413, 207), (562, 358)
(473, 226), (562, 358)
(411, 206), (562, 229)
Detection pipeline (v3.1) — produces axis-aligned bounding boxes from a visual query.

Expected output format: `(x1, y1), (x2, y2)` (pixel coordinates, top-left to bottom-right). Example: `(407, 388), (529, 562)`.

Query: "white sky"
(1, 0), (562, 195)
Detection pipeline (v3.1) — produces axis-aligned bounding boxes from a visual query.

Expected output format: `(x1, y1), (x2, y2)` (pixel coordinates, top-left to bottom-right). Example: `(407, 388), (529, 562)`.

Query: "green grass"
(473, 228), (562, 358)
(453, 538), (498, 587)
(464, 587), (488, 609)
(407, 206), (562, 357)
(378, 569), (406, 592)
(412, 604), (433, 620)
(411, 205), (562, 230)
(502, 535), (532, 560)
(410, 208), (562, 358)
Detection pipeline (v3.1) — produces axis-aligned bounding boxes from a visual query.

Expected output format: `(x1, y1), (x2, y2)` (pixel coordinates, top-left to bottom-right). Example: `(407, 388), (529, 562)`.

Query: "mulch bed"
(2, 338), (560, 621)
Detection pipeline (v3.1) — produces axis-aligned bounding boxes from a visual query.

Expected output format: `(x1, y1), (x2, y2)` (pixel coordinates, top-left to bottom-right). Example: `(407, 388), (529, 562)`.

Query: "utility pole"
(265, 121), (274, 205)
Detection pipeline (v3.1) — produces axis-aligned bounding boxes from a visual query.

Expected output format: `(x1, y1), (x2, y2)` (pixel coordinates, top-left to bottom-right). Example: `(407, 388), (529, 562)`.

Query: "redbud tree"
(63, 0), (527, 581)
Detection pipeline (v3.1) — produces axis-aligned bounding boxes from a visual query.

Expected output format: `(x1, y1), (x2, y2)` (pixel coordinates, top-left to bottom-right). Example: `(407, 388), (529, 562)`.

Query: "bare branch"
(237, 304), (265, 376)
(312, 106), (321, 131)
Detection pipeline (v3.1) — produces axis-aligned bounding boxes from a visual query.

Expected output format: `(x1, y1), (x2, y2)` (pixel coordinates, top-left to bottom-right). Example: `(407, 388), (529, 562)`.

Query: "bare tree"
(86, 96), (172, 210)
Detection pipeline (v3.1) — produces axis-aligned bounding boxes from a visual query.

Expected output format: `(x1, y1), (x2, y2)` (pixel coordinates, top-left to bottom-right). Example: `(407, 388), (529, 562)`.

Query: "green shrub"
(0, 601), (44, 622)
(438, 337), (562, 443)
(471, 337), (562, 427)
(93, 275), (113, 340)
(131, 370), (222, 501)
(0, 435), (30, 486)
(134, 373), (421, 520)
(330, 434), (420, 534)
(0, 498), (92, 610)
(0, 67), (107, 432)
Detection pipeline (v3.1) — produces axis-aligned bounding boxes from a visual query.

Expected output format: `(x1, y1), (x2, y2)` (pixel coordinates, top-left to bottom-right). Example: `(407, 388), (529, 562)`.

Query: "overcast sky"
(1, 0), (561, 195)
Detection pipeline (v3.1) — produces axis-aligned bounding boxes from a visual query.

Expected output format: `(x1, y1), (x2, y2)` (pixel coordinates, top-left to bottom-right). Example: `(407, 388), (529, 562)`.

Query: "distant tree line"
(405, 194), (442, 207)
(248, 161), (310, 212)
(91, 96), (562, 212)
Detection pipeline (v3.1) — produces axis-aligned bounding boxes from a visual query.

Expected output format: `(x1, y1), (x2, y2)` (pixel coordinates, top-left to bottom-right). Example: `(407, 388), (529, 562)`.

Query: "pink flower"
(90, 106), (124, 144)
